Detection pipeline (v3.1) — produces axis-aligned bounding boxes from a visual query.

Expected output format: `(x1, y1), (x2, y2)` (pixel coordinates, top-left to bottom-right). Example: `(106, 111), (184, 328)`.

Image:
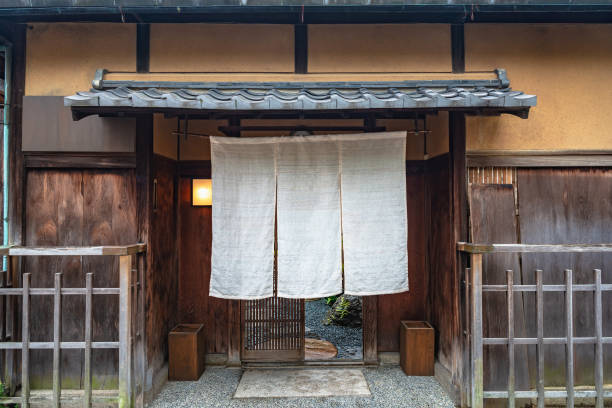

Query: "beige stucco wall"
(26, 23), (136, 96)
(150, 24), (294, 72)
(466, 24), (612, 152)
(308, 24), (451, 73)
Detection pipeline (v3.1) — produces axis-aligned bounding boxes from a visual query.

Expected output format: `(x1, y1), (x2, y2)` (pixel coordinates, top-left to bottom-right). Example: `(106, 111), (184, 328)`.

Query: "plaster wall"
(149, 24), (294, 72)
(465, 24), (612, 152)
(308, 24), (451, 73)
(25, 23), (136, 96)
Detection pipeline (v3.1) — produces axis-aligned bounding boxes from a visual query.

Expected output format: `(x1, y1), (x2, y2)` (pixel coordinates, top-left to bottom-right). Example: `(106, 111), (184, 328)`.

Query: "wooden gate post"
(470, 253), (483, 408)
(118, 255), (132, 408)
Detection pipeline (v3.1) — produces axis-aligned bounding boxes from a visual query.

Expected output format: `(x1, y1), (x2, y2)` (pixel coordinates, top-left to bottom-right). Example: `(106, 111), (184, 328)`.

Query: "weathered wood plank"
(458, 243), (612, 254)
(517, 168), (612, 388)
(362, 295), (377, 364)
(24, 153), (137, 169)
(468, 184), (530, 397)
(594, 269), (603, 408)
(9, 244), (145, 256)
(471, 254), (483, 408)
(506, 270), (515, 408)
(84, 273), (93, 408)
(467, 153), (612, 168)
(118, 255), (132, 408)
(22, 273), (31, 408)
(378, 165), (427, 352)
(536, 269), (544, 408)
(178, 176), (227, 354)
(53, 273), (62, 408)
(565, 269), (574, 407)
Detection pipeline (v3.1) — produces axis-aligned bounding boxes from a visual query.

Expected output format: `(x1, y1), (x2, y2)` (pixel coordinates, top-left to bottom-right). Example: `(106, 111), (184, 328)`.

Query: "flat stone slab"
(304, 338), (338, 360)
(233, 368), (371, 399)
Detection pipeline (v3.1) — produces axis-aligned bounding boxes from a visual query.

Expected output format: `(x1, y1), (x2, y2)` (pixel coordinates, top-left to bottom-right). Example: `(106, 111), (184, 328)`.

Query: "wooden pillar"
(227, 300), (241, 367)
(135, 115), (152, 406)
(118, 255), (133, 408)
(362, 296), (378, 364)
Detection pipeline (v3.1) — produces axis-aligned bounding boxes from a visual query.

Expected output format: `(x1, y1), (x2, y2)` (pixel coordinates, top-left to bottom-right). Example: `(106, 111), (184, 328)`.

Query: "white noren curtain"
(340, 132), (408, 295)
(209, 132), (408, 299)
(209, 136), (277, 299)
(277, 136), (343, 298)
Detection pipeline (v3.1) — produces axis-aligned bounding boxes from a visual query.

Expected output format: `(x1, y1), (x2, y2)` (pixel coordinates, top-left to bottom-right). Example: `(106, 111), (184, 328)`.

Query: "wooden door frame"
(239, 298), (305, 363)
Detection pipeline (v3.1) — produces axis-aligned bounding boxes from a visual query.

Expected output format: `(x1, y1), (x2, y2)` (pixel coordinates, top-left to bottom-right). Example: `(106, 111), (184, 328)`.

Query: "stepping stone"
(234, 368), (370, 398)
(305, 338), (338, 360)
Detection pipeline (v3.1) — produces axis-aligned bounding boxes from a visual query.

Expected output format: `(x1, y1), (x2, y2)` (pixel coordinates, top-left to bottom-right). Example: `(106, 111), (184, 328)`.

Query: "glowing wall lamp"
(192, 179), (212, 207)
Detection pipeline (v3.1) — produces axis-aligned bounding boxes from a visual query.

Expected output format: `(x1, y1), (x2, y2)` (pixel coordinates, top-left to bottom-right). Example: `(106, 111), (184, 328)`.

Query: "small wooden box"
(400, 320), (434, 376)
(168, 324), (206, 381)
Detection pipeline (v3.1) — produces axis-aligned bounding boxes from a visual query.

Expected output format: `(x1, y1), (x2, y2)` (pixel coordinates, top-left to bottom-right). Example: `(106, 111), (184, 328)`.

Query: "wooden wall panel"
(425, 154), (454, 370)
(146, 155), (179, 375)
(24, 169), (137, 389)
(377, 164), (428, 352)
(469, 184), (530, 393)
(517, 168), (612, 387)
(177, 176), (228, 354)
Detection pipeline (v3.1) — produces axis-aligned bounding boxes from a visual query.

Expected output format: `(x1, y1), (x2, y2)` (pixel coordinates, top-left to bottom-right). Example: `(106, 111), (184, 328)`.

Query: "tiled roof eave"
(64, 86), (536, 112)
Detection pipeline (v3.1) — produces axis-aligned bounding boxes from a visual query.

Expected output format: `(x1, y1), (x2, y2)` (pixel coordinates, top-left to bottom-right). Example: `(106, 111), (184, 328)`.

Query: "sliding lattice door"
(241, 275), (304, 362)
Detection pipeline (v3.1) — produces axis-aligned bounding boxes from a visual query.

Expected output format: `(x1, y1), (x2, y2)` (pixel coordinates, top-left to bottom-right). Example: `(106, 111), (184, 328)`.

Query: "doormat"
(233, 368), (371, 399)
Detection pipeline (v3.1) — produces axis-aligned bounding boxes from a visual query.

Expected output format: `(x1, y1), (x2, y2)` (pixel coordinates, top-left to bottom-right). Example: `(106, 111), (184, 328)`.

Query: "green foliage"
(0, 382), (16, 408)
(324, 296), (337, 306)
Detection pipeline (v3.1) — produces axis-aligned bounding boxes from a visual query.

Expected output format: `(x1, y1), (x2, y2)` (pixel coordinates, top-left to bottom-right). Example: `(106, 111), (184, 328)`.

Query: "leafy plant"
(324, 296), (337, 306)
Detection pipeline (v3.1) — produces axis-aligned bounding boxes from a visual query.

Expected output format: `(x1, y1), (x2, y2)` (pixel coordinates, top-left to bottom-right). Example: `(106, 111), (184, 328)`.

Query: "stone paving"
(148, 366), (455, 408)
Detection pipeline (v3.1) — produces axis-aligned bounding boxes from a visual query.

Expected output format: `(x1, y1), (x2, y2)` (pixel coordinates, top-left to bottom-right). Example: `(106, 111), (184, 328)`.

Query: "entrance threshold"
(242, 359), (371, 369)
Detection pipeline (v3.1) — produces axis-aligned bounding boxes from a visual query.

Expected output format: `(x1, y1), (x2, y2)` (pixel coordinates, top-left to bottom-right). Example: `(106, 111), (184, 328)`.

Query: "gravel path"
(147, 366), (455, 408)
(305, 299), (362, 360)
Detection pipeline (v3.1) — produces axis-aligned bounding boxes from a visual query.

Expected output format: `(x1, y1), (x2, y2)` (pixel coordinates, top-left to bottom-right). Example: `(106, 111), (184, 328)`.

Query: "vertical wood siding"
(25, 169), (137, 389)
(468, 167), (612, 395)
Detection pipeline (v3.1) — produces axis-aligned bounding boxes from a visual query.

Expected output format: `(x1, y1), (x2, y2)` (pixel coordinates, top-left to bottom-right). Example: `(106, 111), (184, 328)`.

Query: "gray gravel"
(305, 299), (362, 360)
(147, 366), (455, 408)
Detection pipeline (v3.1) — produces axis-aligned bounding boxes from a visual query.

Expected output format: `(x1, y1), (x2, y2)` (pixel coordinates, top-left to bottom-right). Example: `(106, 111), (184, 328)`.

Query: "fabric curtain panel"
(276, 136), (343, 298)
(340, 132), (409, 295)
(209, 136), (277, 299)
(208, 131), (408, 300)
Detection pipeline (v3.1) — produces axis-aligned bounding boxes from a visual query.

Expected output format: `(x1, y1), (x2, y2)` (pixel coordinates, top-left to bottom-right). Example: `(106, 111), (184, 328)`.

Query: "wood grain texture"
(377, 163), (428, 352)
(425, 154), (455, 372)
(177, 176), (228, 354)
(24, 169), (137, 389)
(517, 168), (612, 388)
(146, 155), (178, 377)
(468, 184), (530, 394)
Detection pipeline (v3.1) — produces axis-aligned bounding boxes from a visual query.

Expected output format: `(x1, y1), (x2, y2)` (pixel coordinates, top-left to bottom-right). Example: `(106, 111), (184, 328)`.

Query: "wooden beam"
(457, 242), (612, 254)
(137, 23), (150, 74)
(7, 244), (146, 256)
(467, 152), (612, 168)
(24, 153), (137, 169)
(227, 300), (241, 367)
(294, 24), (308, 74)
(451, 25), (465, 74)
(362, 295), (378, 365)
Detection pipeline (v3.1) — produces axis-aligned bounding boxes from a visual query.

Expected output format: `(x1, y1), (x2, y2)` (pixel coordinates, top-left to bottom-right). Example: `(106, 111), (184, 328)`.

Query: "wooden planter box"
(169, 324), (206, 381)
(400, 320), (434, 376)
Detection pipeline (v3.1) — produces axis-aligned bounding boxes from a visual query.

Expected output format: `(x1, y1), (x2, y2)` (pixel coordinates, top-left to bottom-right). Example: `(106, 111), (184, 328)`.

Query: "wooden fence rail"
(458, 242), (612, 408)
(0, 244), (145, 408)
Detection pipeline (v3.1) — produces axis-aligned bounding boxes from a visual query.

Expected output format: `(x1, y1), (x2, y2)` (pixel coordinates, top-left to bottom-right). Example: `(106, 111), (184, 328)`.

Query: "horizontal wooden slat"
(483, 337), (612, 345)
(0, 341), (119, 349)
(24, 153), (137, 169)
(8, 244), (146, 256)
(0, 389), (119, 405)
(482, 284), (612, 292)
(457, 242), (612, 254)
(467, 150), (612, 168)
(484, 390), (612, 399)
(0, 288), (119, 295)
